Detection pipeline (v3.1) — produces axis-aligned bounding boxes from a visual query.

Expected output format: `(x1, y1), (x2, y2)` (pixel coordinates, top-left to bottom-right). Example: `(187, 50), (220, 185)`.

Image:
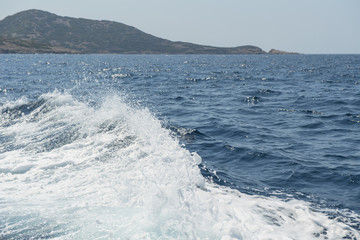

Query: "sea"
(0, 54), (359, 239)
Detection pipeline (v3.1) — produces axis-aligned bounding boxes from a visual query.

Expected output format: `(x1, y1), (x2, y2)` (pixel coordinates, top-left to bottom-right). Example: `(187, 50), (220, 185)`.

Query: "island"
(0, 9), (298, 54)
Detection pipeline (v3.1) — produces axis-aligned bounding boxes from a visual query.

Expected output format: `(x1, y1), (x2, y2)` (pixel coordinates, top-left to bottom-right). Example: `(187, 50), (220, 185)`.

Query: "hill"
(0, 9), (267, 54)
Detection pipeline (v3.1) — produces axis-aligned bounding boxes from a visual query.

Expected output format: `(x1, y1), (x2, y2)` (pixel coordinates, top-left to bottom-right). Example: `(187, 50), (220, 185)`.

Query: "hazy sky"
(1, 0), (359, 54)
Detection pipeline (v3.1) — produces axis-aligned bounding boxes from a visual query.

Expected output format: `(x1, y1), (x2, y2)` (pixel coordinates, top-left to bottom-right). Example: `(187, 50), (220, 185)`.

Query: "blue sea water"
(0, 54), (359, 239)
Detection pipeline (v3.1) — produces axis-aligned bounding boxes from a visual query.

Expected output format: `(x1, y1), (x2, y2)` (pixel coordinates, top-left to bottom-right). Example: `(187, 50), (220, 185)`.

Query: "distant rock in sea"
(268, 49), (299, 55)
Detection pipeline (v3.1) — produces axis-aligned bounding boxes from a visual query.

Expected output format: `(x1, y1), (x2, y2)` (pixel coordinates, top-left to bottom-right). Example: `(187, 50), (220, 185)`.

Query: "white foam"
(0, 95), (29, 109)
(0, 92), (359, 239)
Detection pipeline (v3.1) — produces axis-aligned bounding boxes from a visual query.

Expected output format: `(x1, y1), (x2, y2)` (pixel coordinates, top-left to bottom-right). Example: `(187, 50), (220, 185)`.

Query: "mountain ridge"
(0, 10), (293, 54)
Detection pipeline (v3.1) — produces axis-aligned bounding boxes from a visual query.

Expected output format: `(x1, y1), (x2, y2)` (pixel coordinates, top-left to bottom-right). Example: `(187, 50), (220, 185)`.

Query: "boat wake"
(0, 91), (359, 239)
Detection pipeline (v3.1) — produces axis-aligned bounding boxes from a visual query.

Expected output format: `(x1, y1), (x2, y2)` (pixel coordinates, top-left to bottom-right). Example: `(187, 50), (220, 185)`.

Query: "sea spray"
(0, 91), (359, 239)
